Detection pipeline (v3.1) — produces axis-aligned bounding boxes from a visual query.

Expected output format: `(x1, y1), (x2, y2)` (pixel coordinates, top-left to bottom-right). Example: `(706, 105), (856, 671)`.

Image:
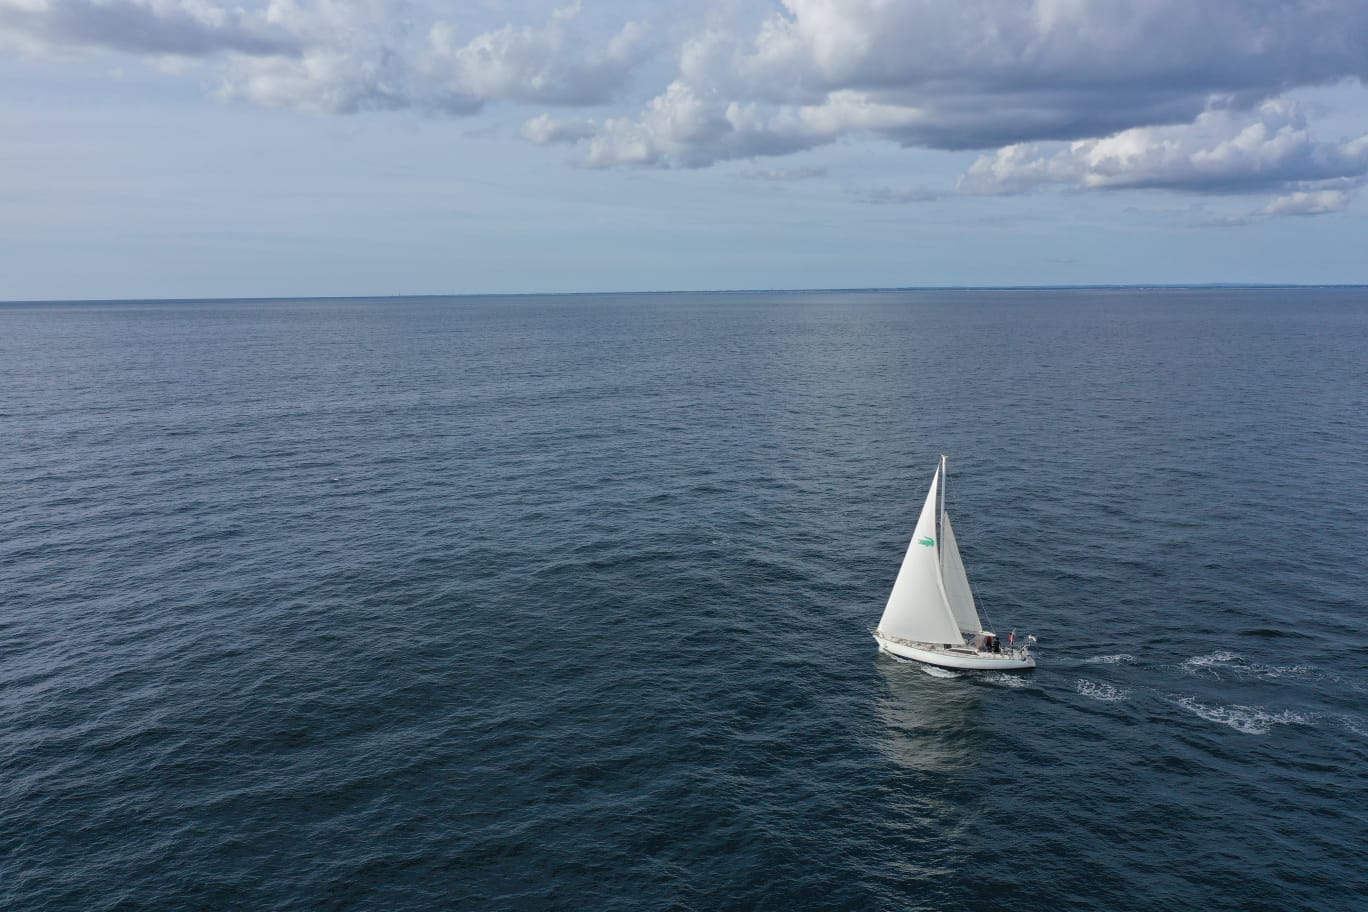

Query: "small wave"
(1338, 716), (1368, 739)
(920, 665), (961, 679)
(1174, 697), (1312, 735)
(1083, 654), (1135, 665)
(1180, 651), (1321, 683)
(1241, 627), (1309, 640)
(984, 672), (1029, 688)
(1255, 663), (1315, 680)
(1182, 651), (1240, 670)
(1076, 679), (1128, 702)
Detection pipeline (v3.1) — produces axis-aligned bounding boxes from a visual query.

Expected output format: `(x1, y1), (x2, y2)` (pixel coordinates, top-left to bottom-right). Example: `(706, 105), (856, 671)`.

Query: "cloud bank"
(0, 0), (295, 56)
(4, 0), (1368, 213)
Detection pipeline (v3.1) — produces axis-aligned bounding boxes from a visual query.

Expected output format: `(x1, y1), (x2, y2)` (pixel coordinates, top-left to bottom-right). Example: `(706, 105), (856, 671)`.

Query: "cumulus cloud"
(574, 0), (1368, 168)
(4, 0), (1368, 213)
(519, 112), (596, 145)
(951, 100), (1368, 213)
(564, 85), (932, 168)
(217, 1), (653, 115)
(958, 100), (1368, 195)
(211, 1), (415, 114)
(424, 6), (648, 109)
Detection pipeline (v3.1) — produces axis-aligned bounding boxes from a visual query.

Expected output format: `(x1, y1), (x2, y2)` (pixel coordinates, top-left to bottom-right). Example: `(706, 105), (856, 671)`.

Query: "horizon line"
(4, 282), (1367, 306)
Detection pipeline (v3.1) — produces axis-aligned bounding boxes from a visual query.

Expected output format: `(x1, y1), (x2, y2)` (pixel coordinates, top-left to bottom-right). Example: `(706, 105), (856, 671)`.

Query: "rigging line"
(970, 579), (997, 634)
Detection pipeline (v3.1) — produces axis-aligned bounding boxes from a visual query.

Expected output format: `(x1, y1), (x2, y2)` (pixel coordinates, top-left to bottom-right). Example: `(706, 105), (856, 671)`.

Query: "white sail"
(940, 512), (983, 636)
(877, 462), (964, 645)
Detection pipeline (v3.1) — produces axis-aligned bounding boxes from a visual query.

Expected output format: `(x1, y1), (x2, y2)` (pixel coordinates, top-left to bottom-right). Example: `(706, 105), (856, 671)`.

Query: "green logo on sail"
(917, 536), (935, 547)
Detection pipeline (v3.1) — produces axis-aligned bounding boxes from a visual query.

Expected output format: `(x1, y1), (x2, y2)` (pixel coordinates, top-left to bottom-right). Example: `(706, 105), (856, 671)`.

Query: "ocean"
(2, 287), (1366, 911)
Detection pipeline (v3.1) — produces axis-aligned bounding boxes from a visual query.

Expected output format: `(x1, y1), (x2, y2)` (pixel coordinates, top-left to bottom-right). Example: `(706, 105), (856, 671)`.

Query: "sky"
(3, 0), (1368, 300)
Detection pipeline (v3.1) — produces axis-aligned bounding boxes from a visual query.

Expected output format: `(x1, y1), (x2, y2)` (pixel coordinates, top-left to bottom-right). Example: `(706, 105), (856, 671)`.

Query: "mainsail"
(940, 512), (983, 636)
(877, 462), (964, 645)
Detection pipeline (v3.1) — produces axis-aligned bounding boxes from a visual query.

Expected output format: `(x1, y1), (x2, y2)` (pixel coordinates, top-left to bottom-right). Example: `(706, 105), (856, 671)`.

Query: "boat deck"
(873, 629), (1034, 669)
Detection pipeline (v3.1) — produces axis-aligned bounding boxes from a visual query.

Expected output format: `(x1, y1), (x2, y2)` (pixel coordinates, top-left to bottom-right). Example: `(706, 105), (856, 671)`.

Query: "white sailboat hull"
(873, 631), (1035, 671)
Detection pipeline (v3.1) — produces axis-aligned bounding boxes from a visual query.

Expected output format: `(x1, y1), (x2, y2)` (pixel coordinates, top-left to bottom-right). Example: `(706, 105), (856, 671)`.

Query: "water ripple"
(3, 289), (1367, 912)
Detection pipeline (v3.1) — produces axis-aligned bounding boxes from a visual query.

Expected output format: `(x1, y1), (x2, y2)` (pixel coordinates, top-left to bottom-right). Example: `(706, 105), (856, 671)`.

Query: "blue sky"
(4, 0), (1368, 299)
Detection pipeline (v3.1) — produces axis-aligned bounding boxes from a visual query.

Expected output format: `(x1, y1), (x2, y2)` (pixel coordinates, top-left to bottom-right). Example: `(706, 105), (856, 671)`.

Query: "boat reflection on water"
(873, 654), (986, 774)
(869, 655), (987, 883)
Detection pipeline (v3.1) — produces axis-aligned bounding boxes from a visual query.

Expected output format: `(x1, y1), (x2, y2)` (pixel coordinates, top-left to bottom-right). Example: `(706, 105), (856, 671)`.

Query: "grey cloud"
(738, 166), (826, 182)
(576, 0), (1368, 169)
(856, 185), (944, 204)
(4, 1), (653, 118)
(8, 0), (1368, 213)
(225, 3), (652, 117)
(1190, 215), (1253, 228)
(0, 0), (295, 56)
(733, 1), (1368, 116)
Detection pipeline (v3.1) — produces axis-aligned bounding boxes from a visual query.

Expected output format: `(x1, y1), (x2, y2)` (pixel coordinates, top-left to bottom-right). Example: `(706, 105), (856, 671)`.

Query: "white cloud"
(575, 86), (931, 168)
(216, 0), (414, 114)
(519, 112), (596, 145)
(1259, 189), (1351, 217)
(955, 100), (1368, 206)
(423, 5), (649, 109)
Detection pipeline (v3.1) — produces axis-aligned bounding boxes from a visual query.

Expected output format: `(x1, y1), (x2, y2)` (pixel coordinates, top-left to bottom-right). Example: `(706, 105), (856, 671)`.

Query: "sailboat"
(873, 456), (1036, 670)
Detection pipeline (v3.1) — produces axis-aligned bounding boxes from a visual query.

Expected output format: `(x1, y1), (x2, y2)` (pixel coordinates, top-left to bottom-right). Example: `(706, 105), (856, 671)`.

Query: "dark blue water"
(3, 288), (1366, 911)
